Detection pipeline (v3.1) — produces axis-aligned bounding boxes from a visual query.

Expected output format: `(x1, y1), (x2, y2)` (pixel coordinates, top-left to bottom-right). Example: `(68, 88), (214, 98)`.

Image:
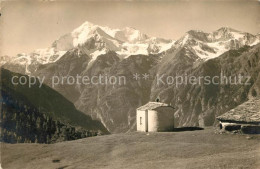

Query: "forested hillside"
(0, 68), (109, 143)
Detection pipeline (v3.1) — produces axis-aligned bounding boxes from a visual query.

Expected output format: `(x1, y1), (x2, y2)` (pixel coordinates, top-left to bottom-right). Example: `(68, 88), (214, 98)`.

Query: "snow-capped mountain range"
(54, 21), (175, 63)
(1, 21), (260, 74)
(174, 27), (260, 60)
(1, 21), (176, 73)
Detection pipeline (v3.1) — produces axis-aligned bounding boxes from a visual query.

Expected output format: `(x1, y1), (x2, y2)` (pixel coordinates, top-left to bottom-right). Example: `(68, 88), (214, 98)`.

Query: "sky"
(0, 0), (259, 56)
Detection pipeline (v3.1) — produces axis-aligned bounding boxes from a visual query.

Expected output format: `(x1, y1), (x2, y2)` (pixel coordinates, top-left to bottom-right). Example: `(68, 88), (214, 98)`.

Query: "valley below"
(1, 127), (260, 169)
(1, 2), (260, 169)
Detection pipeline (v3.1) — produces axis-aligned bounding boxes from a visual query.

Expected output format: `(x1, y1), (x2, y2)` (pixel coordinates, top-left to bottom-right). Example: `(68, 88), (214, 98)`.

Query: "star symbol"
(133, 73), (140, 80)
(142, 73), (150, 80)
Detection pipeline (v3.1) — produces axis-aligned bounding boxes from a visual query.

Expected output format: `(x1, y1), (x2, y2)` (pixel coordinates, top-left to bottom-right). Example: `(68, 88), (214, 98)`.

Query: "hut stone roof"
(217, 98), (260, 123)
(137, 102), (173, 111)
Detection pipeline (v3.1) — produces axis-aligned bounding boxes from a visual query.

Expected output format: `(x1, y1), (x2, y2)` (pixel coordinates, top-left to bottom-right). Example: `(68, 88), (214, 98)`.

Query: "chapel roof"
(137, 102), (174, 111)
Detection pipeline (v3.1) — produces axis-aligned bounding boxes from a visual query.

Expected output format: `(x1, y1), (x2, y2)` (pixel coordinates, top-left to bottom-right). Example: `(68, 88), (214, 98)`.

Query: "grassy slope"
(1, 128), (260, 169)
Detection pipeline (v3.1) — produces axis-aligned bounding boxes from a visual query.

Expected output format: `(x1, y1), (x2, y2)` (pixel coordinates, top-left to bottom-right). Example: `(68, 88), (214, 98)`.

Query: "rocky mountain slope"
(34, 50), (159, 132)
(0, 68), (108, 143)
(1, 21), (260, 133)
(152, 44), (260, 127)
(33, 44), (260, 133)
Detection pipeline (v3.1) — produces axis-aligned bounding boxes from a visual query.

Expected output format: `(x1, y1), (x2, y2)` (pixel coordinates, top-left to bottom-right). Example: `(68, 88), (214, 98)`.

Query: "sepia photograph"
(0, 0), (260, 168)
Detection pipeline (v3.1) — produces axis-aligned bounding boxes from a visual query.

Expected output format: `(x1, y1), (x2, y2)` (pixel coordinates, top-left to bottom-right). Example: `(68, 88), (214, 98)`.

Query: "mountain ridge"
(1, 21), (260, 133)
(2, 22), (259, 74)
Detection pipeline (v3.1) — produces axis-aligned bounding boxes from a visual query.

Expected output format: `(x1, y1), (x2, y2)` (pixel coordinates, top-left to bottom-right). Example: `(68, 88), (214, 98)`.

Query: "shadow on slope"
(172, 127), (204, 132)
(0, 68), (109, 143)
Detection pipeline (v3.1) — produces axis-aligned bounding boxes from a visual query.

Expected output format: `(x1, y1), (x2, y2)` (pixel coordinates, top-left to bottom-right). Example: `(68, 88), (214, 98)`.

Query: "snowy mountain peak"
(71, 22), (150, 46)
(212, 27), (243, 41)
(118, 27), (149, 43)
(174, 28), (260, 60)
(216, 27), (238, 32)
(71, 21), (119, 47)
(68, 21), (174, 58)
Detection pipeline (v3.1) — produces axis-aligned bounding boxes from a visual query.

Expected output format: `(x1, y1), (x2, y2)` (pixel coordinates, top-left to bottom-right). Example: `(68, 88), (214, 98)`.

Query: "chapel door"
(145, 110), (148, 132)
